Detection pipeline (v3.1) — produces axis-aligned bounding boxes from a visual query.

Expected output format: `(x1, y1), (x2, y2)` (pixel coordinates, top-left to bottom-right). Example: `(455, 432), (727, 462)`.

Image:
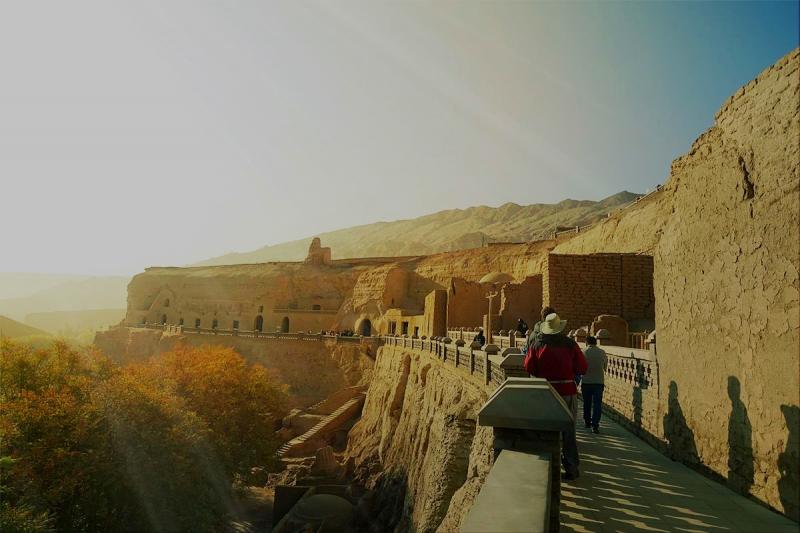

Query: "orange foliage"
(0, 339), (289, 532)
(142, 343), (289, 476)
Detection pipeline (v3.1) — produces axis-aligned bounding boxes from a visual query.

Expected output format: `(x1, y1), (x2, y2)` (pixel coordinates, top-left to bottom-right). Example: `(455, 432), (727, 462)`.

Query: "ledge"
(461, 449), (551, 533)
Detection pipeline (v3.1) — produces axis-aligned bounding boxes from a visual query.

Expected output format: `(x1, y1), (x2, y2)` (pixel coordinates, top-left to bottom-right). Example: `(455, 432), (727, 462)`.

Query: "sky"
(0, 1), (797, 275)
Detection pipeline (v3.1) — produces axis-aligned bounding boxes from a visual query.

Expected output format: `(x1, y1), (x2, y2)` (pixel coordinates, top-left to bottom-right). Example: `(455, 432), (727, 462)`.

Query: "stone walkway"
(560, 406), (797, 533)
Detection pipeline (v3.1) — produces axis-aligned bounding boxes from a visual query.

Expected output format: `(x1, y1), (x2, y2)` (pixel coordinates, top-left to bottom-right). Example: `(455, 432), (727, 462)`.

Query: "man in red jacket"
(524, 312), (588, 480)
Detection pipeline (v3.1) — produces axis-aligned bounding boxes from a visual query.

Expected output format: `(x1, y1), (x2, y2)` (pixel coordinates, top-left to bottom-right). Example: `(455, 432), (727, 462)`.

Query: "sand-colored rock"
(345, 345), (493, 532)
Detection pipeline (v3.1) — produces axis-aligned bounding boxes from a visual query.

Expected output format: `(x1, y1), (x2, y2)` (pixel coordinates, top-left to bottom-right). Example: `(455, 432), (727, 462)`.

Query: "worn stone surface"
(344, 345), (494, 532)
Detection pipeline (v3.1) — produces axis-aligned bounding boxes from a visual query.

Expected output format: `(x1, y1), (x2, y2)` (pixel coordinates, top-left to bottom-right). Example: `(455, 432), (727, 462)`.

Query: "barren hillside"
(0, 315), (49, 339)
(194, 191), (640, 266)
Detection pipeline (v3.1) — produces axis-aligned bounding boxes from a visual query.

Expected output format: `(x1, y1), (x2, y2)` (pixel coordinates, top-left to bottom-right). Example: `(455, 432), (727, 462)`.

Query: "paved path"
(560, 405), (797, 533)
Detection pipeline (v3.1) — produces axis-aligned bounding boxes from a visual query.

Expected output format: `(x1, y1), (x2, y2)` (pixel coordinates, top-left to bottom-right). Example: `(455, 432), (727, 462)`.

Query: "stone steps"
(277, 394), (365, 458)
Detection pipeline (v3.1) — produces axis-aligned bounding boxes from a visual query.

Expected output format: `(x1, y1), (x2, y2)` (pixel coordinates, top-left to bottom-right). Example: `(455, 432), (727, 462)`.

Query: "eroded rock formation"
(344, 344), (493, 532)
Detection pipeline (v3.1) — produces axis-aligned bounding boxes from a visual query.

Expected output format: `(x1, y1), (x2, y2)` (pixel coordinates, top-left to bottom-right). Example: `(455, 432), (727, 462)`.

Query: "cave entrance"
(359, 319), (372, 337)
(281, 316), (290, 333)
(254, 315), (264, 332)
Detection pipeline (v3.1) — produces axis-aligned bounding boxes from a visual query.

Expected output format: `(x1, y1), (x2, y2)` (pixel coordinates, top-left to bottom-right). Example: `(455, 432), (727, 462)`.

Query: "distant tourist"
(474, 328), (486, 347)
(516, 318), (528, 336)
(581, 335), (608, 434)
(524, 312), (588, 480)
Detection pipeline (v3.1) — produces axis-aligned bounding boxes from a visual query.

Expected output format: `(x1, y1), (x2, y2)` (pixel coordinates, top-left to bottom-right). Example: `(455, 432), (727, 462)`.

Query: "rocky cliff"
(344, 344), (494, 532)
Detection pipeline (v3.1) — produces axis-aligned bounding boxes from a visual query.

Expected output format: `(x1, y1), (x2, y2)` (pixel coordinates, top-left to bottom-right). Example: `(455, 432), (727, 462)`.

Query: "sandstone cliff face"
(345, 345), (493, 532)
(557, 48), (800, 518)
(410, 240), (553, 285)
(125, 262), (370, 331)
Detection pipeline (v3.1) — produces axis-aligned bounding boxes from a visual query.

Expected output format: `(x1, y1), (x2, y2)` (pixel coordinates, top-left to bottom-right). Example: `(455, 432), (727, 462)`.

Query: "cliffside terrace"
(118, 322), (797, 531)
(379, 335), (797, 532)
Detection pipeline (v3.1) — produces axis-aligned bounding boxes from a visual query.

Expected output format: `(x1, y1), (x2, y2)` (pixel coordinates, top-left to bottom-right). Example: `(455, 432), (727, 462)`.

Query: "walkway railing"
(383, 335), (518, 389)
(386, 333), (661, 432)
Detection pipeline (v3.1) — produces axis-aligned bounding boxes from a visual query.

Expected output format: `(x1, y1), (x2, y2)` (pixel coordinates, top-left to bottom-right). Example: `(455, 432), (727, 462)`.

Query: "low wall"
(587, 344), (661, 441)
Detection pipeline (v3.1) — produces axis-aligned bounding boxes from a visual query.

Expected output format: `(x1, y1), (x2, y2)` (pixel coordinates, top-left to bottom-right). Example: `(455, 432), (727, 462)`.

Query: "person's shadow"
(663, 381), (699, 464)
(726, 376), (754, 494)
(778, 404), (799, 522)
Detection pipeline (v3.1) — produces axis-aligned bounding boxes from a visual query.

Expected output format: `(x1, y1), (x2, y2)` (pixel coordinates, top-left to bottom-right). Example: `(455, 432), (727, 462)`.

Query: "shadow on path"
(778, 404), (799, 522)
(726, 376), (754, 495)
(560, 397), (798, 533)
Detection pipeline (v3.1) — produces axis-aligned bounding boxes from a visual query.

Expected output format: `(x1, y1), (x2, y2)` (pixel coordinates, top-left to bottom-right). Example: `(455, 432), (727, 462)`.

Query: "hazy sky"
(1, 1), (797, 275)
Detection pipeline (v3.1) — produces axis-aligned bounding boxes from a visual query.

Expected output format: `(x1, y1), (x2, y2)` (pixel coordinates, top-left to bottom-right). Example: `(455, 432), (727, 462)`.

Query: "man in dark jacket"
(474, 328), (486, 347)
(524, 312), (588, 480)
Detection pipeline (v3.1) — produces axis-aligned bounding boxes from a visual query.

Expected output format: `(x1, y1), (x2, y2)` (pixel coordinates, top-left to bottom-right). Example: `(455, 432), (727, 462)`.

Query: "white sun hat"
(540, 312), (567, 335)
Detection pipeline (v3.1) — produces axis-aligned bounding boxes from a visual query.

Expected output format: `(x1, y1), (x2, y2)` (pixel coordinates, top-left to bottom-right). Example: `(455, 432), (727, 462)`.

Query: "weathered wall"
(498, 275), (543, 331)
(543, 253), (655, 329)
(345, 344), (493, 532)
(555, 49), (800, 519)
(446, 278), (490, 329)
(411, 241), (553, 285)
(126, 262), (374, 332)
(423, 290), (448, 338)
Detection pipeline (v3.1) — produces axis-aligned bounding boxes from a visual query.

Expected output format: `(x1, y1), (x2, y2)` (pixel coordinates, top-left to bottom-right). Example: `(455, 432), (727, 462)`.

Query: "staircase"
(277, 394), (365, 458)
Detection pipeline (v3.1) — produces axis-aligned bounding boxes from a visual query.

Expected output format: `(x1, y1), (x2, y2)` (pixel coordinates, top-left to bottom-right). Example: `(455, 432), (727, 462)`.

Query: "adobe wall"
(423, 289), (448, 338)
(498, 275), (543, 331)
(553, 49), (800, 520)
(446, 278), (492, 329)
(543, 253), (654, 329)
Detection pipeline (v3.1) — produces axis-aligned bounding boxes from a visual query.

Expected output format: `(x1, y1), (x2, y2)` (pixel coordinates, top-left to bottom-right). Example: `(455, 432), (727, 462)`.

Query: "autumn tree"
(0, 339), (289, 532)
(149, 343), (289, 478)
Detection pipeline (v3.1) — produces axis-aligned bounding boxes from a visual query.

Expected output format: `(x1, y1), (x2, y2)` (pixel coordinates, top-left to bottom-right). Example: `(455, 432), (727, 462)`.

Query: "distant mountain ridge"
(194, 191), (640, 266)
(0, 276), (129, 322)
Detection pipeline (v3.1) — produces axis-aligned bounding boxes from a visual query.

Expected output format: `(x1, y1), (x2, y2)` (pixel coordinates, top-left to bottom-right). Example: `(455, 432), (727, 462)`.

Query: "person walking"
(516, 318), (529, 336)
(581, 335), (608, 434)
(524, 312), (588, 480)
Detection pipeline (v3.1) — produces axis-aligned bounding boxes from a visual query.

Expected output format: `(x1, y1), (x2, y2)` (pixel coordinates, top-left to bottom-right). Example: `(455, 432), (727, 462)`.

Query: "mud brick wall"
(543, 253), (654, 328)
